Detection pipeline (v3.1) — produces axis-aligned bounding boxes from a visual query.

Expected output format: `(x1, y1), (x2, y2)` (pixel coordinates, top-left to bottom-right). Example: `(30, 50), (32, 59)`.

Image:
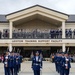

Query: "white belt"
(34, 63), (39, 65)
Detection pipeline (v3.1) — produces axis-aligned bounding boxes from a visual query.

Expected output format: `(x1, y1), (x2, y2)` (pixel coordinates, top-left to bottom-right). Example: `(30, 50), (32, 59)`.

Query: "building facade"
(0, 5), (75, 57)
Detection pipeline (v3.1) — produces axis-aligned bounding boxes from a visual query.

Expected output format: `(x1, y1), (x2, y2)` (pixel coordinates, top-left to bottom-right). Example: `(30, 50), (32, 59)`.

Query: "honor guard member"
(32, 51), (43, 75)
(64, 53), (71, 75)
(60, 52), (65, 75)
(57, 52), (63, 74)
(16, 53), (19, 73)
(12, 52), (18, 75)
(15, 53), (19, 74)
(56, 52), (62, 73)
(3, 52), (10, 75)
(9, 52), (14, 75)
(19, 54), (23, 71)
(54, 53), (58, 72)
(16, 53), (21, 73)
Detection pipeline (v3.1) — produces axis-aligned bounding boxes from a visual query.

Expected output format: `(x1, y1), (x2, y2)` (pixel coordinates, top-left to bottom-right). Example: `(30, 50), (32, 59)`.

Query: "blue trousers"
(60, 67), (64, 75)
(4, 67), (10, 75)
(10, 67), (14, 75)
(13, 67), (17, 75)
(55, 63), (58, 72)
(17, 64), (20, 72)
(64, 68), (70, 75)
(33, 70), (40, 75)
(57, 65), (60, 73)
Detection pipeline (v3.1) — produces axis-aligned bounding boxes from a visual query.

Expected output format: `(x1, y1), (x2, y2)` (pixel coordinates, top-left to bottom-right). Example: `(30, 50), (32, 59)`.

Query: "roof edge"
(66, 21), (75, 23)
(0, 21), (9, 23)
(6, 4), (69, 17)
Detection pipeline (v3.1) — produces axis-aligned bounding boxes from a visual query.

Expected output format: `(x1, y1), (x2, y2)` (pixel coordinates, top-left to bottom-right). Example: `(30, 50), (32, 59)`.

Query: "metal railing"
(0, 30), (75, 39)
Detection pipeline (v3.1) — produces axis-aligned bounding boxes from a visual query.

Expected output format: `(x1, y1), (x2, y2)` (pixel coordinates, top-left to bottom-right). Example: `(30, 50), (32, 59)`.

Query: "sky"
(0, 0), (75, 14)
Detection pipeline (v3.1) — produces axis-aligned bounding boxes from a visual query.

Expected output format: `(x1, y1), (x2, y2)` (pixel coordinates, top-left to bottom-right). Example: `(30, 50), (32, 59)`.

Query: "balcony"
(0, 29), (75, 39)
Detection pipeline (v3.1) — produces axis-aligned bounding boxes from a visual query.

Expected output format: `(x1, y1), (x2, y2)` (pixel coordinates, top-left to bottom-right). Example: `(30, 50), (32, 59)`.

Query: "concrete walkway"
(0, 61), (75, 75)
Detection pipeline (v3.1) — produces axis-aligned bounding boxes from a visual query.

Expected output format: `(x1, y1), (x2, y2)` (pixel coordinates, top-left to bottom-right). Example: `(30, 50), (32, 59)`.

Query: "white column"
(62, 21), (65, 38)
(9, 21), (13, 38)
(62, 43), (65, 52)
(9, 44), (12, 52)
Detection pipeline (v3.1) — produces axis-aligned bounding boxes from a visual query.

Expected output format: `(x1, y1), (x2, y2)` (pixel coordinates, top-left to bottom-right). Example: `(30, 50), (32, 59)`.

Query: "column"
(62, 21), (65, 38)
(9, 43), (12, 52)
(9, 21), (13, 38)
(62, 43), (65, 52)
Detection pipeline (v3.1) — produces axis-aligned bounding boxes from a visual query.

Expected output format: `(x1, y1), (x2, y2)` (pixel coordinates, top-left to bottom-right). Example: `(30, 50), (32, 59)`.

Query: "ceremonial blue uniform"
(4, 55), (10, 75)
(9, 55), (14, 75)
(32, 56), (42, 75)
(64, 57), (71, 75)
(54, 55), (58, 72)
(12, 55), (18, 75)
(56, 56), (61, 73)
(60, 56), (65, 75)
(19, 55), (23, 71)
(16, 55), (21, 73)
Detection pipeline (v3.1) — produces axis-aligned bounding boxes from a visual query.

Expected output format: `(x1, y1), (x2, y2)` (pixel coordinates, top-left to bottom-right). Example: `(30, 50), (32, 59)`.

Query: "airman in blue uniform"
(19, 54), (23, 71)
(60, 53), (65, 75)
(56, 52), (62, 73)
(54, 53), (58, 72)
(32, 51), (43, 75)
(9, 52), (14, 75)
(54, 52), (71, 75)
(12, 52), (18, 75)
(64, 53), (71, 75)
(3, 52), (10, 75)
(16, 53), (21, 73)
(3, 51), (23, 75)
(54, 52), (65, 75)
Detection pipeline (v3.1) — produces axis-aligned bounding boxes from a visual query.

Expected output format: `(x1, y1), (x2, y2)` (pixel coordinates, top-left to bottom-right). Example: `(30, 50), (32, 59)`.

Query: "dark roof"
(0, 15), (8, 23)
(0, 15), (75, 23)
(66, 15), (75, 23)
(6, 5), (69, 16)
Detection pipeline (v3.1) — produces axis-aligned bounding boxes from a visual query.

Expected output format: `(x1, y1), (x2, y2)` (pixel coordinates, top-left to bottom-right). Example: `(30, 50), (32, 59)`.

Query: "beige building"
(0, 5), (75, 57)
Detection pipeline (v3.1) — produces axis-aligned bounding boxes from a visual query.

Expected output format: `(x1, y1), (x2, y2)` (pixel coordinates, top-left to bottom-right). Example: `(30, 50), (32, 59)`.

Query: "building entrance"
(13, 46), (62, 58)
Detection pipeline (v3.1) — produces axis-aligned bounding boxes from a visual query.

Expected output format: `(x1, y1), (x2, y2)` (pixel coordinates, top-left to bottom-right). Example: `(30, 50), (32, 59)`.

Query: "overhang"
(6, 5), (69, 23)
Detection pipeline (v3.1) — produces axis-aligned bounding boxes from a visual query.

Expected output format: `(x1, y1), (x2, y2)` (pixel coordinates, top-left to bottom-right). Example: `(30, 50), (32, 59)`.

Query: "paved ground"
(0, 61), (75, 75)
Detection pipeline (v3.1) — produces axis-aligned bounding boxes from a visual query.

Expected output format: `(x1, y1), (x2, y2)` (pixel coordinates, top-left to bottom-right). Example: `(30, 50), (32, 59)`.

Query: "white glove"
(5, 62), (7, 65)
(65, 64), (68, 66)
(66, 58), (69, 61)
(40, 68), (42, 71)
(5, 56), (8, 59)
